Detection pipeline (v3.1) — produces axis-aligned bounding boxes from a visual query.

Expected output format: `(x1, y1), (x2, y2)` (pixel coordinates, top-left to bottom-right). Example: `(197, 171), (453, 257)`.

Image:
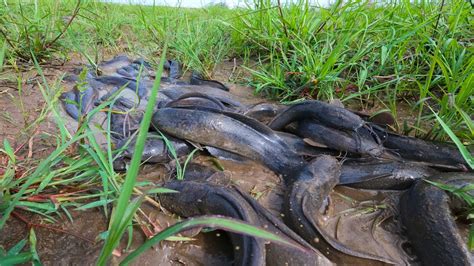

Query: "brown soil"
(0, 55), (413, 265)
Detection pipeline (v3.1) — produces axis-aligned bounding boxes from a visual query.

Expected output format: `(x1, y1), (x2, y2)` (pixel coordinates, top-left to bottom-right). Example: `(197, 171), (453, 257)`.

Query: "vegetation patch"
(0, 0), (472, 264)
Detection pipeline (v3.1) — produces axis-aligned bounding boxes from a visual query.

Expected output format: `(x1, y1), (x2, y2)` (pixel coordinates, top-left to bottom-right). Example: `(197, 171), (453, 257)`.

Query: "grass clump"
(232, 0), (473, 142)
(0, 0), (81, 62)
(172, 17), (231, 78)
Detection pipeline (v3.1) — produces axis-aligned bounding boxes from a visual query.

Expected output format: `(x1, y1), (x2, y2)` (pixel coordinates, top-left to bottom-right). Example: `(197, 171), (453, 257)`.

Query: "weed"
(232, 0), (473, 141)
(96, 43), (168, 265)
(120, 215), (306, 265)
(0, 237), (33, 265)
(0, 0), (81, 62)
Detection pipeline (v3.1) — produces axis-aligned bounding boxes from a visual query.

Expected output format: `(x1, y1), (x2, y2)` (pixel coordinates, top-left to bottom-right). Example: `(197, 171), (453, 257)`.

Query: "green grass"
(96, 41), (168, 265)
(1, 0), (471, 142)
(231, 0), (473, 142)
(0, 0), (473, 263)
(120, 215), (307, 265)
(0, 236), (35, 265)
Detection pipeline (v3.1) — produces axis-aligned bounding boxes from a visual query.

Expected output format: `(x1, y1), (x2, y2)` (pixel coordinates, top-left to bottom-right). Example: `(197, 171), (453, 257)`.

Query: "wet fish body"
(61, 86), (98, 120)
(165, 92), (227, 111)
(94, 76), (148, 99)
(400, 174), (474, 265)
(166, 60), (182, 79)
(375, 129), (469, 170)
(159, 181), (266, 266)
(62, 91), (80, 120)
(339, 160), (438, 190)
(117, 133), (190, 163)
(160, 85), (245, 109)
(276, 131), (337, 158)
(269, 100), (365, 132)
(244, 103), (287, 124)
(152, 107), (305, 179)
(158, 180), (332, 266)
(110, 108), (143, 139)
(190, 71), (230, 91)
(97, 55), (132, 76)
(294, 120), (387, 158)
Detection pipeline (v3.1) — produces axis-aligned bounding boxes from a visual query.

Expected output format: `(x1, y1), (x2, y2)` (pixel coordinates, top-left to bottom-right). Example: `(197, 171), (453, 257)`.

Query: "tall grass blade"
(0, 40), (5, 72)
(430, 107), (473, 169)
(120, 215), (307, 265)
(0, 54), (92, 230)
(96, 44), (168, 265)
(0, 253), (33, 265)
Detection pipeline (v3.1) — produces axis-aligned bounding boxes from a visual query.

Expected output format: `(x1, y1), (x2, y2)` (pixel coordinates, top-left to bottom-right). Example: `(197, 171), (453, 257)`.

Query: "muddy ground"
(0, 55), (419, 265)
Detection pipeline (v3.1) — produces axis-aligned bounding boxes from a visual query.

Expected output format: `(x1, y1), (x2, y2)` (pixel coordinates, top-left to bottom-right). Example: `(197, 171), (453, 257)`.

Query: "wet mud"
(0, 151), (414, 265)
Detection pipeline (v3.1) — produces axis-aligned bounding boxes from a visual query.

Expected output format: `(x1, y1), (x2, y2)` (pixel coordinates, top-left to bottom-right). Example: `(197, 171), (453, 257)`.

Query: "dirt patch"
(0, 209), (104, 265)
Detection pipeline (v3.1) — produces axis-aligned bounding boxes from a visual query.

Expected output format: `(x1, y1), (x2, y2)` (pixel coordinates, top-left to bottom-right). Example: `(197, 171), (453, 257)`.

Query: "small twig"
(13, 126), (39, 155)
(432, 0), (446, 40)
(315, 0), (343, 35)
(45, 0), (82, 49)
(133, 187), (162, 209)
(228, 57), (237, 81)
(0, 88), (11, 94)
(0, 28), (16, 49)
(12, 210), (95, 244)
(276, 0), (289, 38)
(27, 131), (36, 158)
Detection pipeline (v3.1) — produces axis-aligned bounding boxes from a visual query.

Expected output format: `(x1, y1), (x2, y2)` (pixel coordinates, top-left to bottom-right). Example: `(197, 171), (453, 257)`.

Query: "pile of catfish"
(61, 55), (473, 265)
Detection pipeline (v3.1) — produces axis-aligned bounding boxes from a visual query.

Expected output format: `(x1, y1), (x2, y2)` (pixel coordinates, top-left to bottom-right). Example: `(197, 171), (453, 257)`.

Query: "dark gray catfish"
(116, 65), (141, 79)
(132, 58), (153, 69)
(152, 107), (305, 179)
(98, 55), (131, 72)
(205, 146), (249, 162)
(109, 104), (143, 140)
(375, 128), (470, 170)
(116, 132), (190, 163)
(284, 155), (395, 264)
(116, 62), (154, 81)
(158, 179), (332, 266)
(294, 120), (391, 158)
(276, 131), (338, 158)
(164, 92), (227, 111)
(244, 103), (287, 124)
(61, 85), (98, 120)
(269, 100), (367, 132)
(190, 71), (230, 91)
(163, 60), (181, 79)
(159, 180), (266, 266)
(339, 160), (438, 190)
(94, 76), (148, 99)
(400, 173), (474, 265)
(62, 91), (80, 120)
(159, 85), (245, 109)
